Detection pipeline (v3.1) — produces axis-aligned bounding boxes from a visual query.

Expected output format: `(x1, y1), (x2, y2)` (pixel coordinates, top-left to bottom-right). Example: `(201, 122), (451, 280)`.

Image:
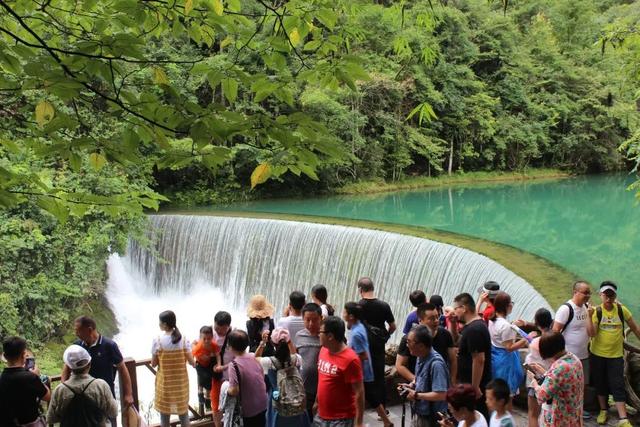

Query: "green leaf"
(298, 163), (319, 180)
(0, 51), (21, 74)
(222, 78), (238, 104)
(36, 198), (69, 223)
(251, 163), (271, 189)
(35, 101), (55, 127)
(304, 40), (322, 51)
(89, 152), (107, 170)
(184, 0), (193, 15)
(315, 9), (337, 30)
(69, 152), (82, 172)
(0, 139), (20, 154)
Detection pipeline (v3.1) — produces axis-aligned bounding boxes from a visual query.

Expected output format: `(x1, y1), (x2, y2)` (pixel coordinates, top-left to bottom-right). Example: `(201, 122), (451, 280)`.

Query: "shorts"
(580, 357), (590, 385)
(590, 354), (626, 402)
(527, 387), (536, 398)
(210, 377), (223, 412)
(312, 415), (354, 427)
(195, 363), (213, 389)
(364, 380), (384, 407)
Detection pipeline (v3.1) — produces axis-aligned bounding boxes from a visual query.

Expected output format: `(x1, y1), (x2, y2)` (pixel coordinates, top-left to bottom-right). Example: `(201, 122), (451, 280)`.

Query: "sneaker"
(617, 419), (632, 427)
(597, 410), (608, 425)
(583, 410), (592, 419)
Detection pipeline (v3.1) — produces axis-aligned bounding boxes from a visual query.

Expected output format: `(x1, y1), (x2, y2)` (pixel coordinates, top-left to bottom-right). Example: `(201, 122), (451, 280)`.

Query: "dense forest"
(1, 0), (639, 345)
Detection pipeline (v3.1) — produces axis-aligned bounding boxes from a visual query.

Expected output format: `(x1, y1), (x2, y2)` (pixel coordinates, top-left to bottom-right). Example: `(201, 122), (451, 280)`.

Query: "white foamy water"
(106, 253), (245, 422)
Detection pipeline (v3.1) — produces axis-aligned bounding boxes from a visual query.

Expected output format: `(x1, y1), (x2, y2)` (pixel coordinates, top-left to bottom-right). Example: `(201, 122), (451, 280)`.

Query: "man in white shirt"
(277, 290), (306, 347)
(552, 280), (595, 417)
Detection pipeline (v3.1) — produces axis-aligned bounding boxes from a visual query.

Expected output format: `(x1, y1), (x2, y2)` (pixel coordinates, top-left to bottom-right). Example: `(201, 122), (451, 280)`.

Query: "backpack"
(269, 357), (306, 417)
(596, 303), (625, 332)
(60, 379), (104, 427)
(559, 302), (574, 334)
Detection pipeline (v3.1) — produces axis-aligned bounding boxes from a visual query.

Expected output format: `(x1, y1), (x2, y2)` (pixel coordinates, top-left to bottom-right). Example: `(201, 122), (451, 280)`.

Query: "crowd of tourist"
(1, 278), (640, 427)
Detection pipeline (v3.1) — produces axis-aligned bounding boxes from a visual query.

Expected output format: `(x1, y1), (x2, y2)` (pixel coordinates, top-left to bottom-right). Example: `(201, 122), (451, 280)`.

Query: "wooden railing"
(48, 357), (214, 427)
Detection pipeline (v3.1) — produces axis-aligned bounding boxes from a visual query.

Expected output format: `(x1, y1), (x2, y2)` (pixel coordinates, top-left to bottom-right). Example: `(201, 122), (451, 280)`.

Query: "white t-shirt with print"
(555, 300), (589, 359)
(488, 317), (517, 348)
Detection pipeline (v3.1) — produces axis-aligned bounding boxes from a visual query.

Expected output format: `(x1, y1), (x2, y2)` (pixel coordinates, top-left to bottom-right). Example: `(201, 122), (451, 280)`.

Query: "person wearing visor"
(476, 281), (500, 324)
(587, 281), (640, 427)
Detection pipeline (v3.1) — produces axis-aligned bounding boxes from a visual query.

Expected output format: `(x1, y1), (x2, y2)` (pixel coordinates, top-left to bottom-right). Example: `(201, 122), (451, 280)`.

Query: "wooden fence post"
(120, 357), (139, 427)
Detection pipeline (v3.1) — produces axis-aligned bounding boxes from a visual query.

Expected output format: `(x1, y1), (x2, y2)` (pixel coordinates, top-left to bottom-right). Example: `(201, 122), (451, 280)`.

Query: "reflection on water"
(218, 174), (640, 316)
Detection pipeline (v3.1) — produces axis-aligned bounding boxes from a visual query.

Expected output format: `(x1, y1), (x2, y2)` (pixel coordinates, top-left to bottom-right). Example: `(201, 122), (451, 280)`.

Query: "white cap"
(600, 285), (617, 294)
(63, 344), (91, 370)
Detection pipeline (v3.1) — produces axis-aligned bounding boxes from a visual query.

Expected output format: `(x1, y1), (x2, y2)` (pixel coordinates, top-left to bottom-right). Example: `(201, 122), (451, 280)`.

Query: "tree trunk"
(448, 139), (454, 175)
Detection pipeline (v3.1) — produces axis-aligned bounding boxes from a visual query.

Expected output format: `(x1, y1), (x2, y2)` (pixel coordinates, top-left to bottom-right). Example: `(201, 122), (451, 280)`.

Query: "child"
(192, 325), (221, 412)
(485, 378), (515, 427)
(523, 308), (552, 427)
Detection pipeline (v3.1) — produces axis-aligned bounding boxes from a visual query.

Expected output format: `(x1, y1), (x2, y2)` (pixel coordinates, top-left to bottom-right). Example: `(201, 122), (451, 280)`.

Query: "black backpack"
(60, 379), (105, 427)
(559, 302), (574, 333)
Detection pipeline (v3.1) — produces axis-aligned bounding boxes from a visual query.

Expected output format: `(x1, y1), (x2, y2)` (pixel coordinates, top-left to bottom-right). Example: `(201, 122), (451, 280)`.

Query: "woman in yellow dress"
(152, 310), (195, 427)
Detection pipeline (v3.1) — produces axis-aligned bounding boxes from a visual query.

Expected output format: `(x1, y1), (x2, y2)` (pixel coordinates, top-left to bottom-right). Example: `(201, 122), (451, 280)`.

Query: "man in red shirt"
(314, 316), (365, 427)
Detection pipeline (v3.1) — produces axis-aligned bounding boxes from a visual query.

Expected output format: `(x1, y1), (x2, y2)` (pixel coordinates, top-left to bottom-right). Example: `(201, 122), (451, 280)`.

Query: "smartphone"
(524, 363), (544, 384)
(25, 357), (35, 370)
(437, 411), (456, 424)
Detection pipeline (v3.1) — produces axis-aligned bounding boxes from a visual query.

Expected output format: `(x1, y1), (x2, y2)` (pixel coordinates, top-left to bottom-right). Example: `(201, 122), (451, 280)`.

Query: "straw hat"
(247, 294), (274, 319)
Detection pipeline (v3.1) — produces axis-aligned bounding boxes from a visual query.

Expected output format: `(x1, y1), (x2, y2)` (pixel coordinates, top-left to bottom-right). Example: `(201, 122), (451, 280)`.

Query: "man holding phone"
(0, 336), (51, 427)
(398, 325), (449, 427)
(552, 281), (595, 418)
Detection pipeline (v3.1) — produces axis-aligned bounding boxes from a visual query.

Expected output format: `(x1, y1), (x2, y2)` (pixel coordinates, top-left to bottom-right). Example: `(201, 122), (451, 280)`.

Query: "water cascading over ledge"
(124, 215), (550, 333)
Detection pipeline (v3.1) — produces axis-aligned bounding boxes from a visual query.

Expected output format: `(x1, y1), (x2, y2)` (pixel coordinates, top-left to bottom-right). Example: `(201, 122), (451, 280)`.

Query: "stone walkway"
(362, 403), (639, 426)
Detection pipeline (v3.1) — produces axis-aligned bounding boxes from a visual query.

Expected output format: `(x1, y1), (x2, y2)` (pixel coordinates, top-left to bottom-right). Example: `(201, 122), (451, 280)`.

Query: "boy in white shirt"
(485, 379), (515, 427)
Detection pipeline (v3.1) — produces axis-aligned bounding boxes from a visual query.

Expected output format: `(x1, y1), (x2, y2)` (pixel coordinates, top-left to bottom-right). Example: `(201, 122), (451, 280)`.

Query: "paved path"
(363, 403), (639, 426)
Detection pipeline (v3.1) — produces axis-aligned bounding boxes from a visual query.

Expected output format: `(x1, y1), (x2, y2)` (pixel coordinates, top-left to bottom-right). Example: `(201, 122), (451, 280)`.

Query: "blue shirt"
(414, 351), (449, 416)
(349, 322), (374, 382)
(403, 311), (419, 334)
(75, 335), (123, 396)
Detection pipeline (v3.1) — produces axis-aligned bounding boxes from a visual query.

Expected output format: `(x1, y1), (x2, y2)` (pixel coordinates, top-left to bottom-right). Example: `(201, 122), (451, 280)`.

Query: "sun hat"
(247, 294), (275, 319)
(477, 281), (500, 298)
(270, 327), (290, 344)
(599, 281), (617, 294)
(63, 344), (91, 370)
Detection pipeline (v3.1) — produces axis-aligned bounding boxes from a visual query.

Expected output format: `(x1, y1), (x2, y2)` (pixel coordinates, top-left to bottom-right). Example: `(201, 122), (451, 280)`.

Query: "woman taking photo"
(152, 310), (195, 427)
(256, 327), (308, 427)
(488, 292), (526, 395)
(527, 331), (584, 427)
(246, 295), (276, 355)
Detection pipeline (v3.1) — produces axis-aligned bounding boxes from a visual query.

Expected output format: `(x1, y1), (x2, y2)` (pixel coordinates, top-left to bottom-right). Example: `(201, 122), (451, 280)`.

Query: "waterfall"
(121, 215), (550, 330)
(106, 214), (550, 421)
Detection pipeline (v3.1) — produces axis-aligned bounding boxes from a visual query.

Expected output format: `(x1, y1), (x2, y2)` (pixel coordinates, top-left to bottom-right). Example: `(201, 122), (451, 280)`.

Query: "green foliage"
(1, 0), (640, 346)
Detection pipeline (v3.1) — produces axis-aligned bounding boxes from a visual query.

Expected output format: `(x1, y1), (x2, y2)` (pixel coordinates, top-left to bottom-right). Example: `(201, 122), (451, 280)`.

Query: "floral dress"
(534, 351), (583, 427)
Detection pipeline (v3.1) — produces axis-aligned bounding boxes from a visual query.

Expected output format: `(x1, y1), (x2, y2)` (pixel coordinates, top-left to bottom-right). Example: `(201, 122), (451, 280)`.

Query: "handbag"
(230, 361), (244, 427)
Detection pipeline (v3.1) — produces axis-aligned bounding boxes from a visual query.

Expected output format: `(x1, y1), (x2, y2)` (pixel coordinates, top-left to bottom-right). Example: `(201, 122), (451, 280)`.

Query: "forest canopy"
(1, 0), (639, 343)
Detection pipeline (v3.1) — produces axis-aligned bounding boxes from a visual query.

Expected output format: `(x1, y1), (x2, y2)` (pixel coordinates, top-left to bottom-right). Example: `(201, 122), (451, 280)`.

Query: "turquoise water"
(214, 174), (640, 315)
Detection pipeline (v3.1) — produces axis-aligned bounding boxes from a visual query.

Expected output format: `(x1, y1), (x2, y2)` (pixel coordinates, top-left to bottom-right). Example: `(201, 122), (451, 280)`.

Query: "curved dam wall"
(122, 215), (551, 332)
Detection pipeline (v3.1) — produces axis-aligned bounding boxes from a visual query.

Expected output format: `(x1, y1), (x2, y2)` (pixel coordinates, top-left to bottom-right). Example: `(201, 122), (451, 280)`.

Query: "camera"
(397, 384), (412, 398)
